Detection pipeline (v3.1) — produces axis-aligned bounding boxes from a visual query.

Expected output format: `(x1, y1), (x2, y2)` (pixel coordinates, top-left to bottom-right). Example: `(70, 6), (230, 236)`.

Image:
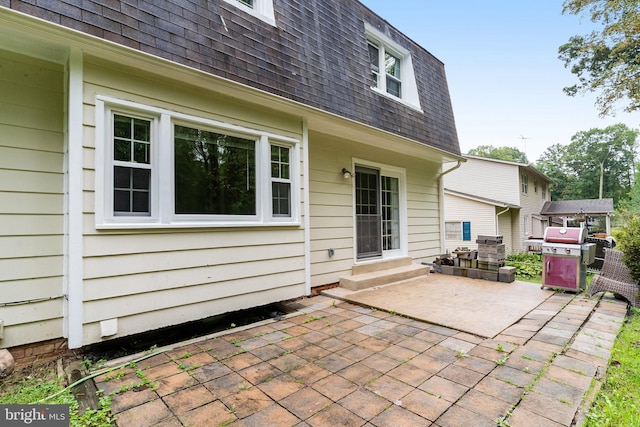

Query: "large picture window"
(96, 97), (299, 228)
(174, 125), (256, 215)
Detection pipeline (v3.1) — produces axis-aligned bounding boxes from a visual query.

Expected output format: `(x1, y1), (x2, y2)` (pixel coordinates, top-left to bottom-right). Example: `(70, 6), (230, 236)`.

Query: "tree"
(617, 163), (640, 221)
(559, 0), (640, 116)
(536, 143), (576, 200)
(535, 124), (638, 205)
(467, 145), (528, 163)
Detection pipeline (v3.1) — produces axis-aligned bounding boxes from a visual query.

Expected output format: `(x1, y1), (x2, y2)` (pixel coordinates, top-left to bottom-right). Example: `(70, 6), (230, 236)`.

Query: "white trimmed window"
(270, 145), (291, 217)
(521, 173), (529, 194)
(222, 0), (275, 26)
(112, 114), (153, 216)
(445, 222), (462, 240)
(365, 23), (422, 111)
(96, 96), (299, 228)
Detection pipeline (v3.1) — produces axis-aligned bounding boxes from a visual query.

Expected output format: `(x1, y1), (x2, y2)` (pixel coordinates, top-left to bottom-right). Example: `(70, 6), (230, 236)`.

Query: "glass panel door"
(381, 176), (400, 251)
(356, 167), (382, 259)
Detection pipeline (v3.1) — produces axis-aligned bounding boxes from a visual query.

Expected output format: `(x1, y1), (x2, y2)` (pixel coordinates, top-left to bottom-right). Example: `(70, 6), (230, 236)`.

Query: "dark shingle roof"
(9, 0), (460, 156)
(540, 199), (614, 216)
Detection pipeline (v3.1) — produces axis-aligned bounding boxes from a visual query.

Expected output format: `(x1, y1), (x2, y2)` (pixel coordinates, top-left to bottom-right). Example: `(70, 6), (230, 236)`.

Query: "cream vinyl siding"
(518, 167), (548, 243)
(445, 158), (520, 206)
(80, 58), (306, 345)
(443, 195), (496, 253)
(498, 210), (515, 255)
(0, 50), (64, 347)
(308, 131), (441, 287)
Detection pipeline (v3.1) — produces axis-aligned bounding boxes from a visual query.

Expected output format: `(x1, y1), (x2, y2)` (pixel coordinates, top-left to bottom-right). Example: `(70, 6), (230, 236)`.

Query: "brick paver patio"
(95, 293), (627, 426)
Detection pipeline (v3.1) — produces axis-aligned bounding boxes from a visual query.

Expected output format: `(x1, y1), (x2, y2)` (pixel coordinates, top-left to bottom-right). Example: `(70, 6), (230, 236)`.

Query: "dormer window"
(368, 42), (402, 97)
(365, 23), (422, 111)
(222, 0), (275, 26)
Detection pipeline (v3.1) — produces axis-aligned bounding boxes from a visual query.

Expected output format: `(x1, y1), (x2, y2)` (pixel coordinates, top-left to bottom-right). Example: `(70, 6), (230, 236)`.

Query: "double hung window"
(271, 145), (291, 217)
(97, 97), (299, 228)
(368, 41), (402, 98)
(521, 173), (529, 194)
(112, 114), (152, 216)
(365, 23), (422, 110)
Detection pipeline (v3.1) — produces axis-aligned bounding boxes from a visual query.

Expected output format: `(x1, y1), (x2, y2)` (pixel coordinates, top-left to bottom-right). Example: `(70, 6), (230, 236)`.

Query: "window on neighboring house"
(364, 23), (422, 111)
(521, 173), (528, 194)
(222, 0), (275, 26)
(445, 222), (462, 240)
(534, 179), (538, 193)
(97, 97), (299, 227)
(112, 114), (152, 216)
(542, 185), (547, 200)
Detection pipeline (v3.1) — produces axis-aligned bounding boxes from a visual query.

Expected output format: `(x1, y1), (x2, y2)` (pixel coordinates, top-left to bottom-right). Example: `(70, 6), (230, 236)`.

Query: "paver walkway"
(96, 293), (627, 426)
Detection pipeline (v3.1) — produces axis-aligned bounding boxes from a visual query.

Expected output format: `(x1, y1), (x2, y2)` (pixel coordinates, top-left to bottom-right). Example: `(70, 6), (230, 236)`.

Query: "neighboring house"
(443, 155), (553, 255)
(0, 1), (462, 352)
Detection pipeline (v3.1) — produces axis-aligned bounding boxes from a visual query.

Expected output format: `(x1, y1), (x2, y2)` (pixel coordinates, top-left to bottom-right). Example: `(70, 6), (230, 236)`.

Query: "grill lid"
(543, 227), (587, 244)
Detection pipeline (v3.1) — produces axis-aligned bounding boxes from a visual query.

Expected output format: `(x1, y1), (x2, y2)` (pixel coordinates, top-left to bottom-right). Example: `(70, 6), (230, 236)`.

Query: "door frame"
(350, 158), (408, 263)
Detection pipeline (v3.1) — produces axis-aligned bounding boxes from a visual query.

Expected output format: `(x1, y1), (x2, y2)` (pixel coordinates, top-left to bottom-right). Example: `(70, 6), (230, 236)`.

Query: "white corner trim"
(302, 119), (311, 296)
(66, 47), (84, 349)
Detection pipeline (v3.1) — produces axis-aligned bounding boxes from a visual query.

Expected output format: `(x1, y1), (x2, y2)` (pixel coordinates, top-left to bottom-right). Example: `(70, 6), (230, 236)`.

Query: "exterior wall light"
(342, 168), (353, 179)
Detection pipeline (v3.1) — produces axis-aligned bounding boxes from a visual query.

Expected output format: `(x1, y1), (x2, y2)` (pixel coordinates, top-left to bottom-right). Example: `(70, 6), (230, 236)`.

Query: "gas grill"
(541, 227), (596, 292)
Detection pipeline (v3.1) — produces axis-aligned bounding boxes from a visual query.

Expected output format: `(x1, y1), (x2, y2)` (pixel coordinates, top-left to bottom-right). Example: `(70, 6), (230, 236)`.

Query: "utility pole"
(519, 135), (530, 162)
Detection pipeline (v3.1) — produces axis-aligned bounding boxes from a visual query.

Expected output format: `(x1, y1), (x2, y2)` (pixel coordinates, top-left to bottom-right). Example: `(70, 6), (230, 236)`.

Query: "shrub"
(506, 253), (542, 279)
(617, 215), (640, 283)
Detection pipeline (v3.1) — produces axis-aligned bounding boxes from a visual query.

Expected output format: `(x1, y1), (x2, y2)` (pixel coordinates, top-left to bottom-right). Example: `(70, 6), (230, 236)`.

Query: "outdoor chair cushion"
(586, 248), (640, 308)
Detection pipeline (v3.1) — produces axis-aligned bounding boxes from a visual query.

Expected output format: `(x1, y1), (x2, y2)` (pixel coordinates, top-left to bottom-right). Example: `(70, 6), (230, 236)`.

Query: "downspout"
(437, 161), (462, 253)
(496, 207), (510, 235)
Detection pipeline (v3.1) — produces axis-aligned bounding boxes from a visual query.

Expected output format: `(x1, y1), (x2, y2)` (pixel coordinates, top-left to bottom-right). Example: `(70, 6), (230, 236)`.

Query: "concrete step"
(340, 261), (429, 291)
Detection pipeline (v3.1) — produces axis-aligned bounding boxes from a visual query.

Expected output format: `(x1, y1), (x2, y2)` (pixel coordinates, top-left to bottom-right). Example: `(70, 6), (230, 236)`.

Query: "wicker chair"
(586, 248), (640, 308)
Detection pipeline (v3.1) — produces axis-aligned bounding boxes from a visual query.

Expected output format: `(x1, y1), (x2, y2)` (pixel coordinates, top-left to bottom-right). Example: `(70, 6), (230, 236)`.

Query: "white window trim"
(350, 158), (408, 262)
(364, 23), (422, 112)
(268, 141), (297, 222)
(222, 0), (276, 26)
(95, 95), (300, 229)
(445, 221), (463, 240)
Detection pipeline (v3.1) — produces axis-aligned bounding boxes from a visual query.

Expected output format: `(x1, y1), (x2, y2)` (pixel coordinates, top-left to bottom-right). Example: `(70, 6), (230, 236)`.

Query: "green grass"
(0, 362), (114, 427)
(584, 309), (640, 426)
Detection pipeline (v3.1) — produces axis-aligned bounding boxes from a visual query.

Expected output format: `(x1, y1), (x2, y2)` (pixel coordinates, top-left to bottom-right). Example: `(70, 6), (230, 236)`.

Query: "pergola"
(540, 198), (614, 235)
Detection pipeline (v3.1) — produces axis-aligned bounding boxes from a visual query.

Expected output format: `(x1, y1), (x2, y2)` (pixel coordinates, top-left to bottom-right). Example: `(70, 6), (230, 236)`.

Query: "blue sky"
(360, 0), (640, 163)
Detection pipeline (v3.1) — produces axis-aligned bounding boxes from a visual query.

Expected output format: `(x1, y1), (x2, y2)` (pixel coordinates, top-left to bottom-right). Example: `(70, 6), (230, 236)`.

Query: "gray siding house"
(0, 0), (461, 354)
(443, 156), (553, 254)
